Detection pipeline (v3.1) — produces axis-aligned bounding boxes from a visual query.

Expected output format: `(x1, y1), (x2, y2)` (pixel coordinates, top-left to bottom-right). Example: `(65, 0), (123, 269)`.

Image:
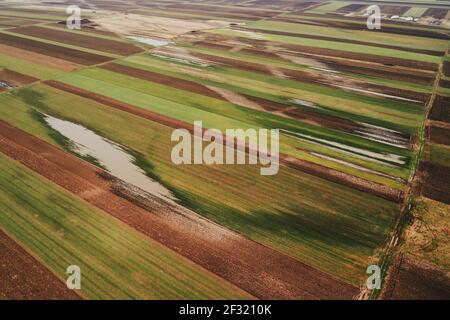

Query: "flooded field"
(43, 114), (176, 203)
(127, 36), (171, 47)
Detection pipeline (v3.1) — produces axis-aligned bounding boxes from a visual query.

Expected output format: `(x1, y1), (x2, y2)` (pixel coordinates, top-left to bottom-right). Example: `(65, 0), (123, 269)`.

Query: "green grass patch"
(0, 153), (248, 299)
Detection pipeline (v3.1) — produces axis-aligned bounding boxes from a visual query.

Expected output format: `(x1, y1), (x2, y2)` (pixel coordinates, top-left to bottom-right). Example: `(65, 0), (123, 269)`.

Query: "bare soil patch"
(421, 161), (450, 204)
(379, 5), (410, 16)
(0, 120), (359, 300)
(93, 13), (230, 40)
(0, 229), (81, 300)
(164, 3), (280, 19)
(444, 61), (450, 77)
(336, 4), (367, 14)
(0, 43), (80, 72)
(429, 95), (450, 123)
(0, 33), (112, 65)
(10, 26), (143, 56)
(439, 78), (450, 88)
(428, 125), (450, 146)
(0, 69), (37, 87)
(381, 254), (450, 299)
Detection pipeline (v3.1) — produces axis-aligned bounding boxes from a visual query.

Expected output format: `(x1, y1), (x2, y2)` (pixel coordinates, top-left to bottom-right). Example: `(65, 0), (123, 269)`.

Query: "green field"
(0, 86), (401, 284)
(0, 0), (448, 298)
(0, 153), (249, 299)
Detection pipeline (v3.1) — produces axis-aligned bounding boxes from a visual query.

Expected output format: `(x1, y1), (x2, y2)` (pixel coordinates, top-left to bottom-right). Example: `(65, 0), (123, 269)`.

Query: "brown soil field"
(236, 26), (445, 56)
(10, 26), (143, 56)
(51, 22), (120, 37)
(0, 33), (112, 65)
(45, 80), (402, 201)
(165, 3), (281, 18)
(0, 18), (38, 27)
(429, 95), (450, 123)
(421, 161), (450, 204)
(0, 69), (37, 87)
(100, 63), (225, 100)
(439, 78), (450, 88)
(291, 2), (321, 12)
(0, 229), (81, 300)
(0, 120), (359, 300)
(379, 5), (410, 16)
(381, 254), (450, 299)
(428, 125), (450, 146)
(144, 6), (262, 21)
(335, 4), (367, 14)
(0, 43), (81, 72)
(423, 8), (449, 20)
(444, 61), (450, 77)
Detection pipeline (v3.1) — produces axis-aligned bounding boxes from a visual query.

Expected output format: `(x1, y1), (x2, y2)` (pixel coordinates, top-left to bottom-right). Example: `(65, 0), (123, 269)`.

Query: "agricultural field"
(0, 0), (449, 302)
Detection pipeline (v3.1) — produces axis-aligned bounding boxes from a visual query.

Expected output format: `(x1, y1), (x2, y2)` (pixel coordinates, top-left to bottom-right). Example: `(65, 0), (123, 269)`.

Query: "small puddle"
(0, 81), (13, 90)
(291, 99), (321, 109)
(44, 114), (176, 203)
(127, 36), (171, 47)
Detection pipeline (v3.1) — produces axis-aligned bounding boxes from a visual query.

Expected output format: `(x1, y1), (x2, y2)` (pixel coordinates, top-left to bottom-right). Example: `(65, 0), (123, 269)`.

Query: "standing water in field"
(43, 114), (176, 203)
(127, 36), (170, 47)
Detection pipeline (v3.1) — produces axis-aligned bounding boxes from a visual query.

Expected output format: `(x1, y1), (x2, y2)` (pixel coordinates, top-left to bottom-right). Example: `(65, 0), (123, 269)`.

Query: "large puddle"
(127, 36), (170, 47)
(44, 114), (176, 203)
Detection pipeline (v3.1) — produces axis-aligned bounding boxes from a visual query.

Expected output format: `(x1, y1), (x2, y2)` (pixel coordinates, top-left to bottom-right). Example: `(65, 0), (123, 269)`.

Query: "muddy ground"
(429, 95), (450, 123)
(420, 160), (450, 204)
(381, 254), (450, 299)
(444, 61), (450, 77)
(0, 229), (81, 300)
(0, 120), (359, 300)
(428, 125), (450, 146)
(439, 78), (450, 88)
